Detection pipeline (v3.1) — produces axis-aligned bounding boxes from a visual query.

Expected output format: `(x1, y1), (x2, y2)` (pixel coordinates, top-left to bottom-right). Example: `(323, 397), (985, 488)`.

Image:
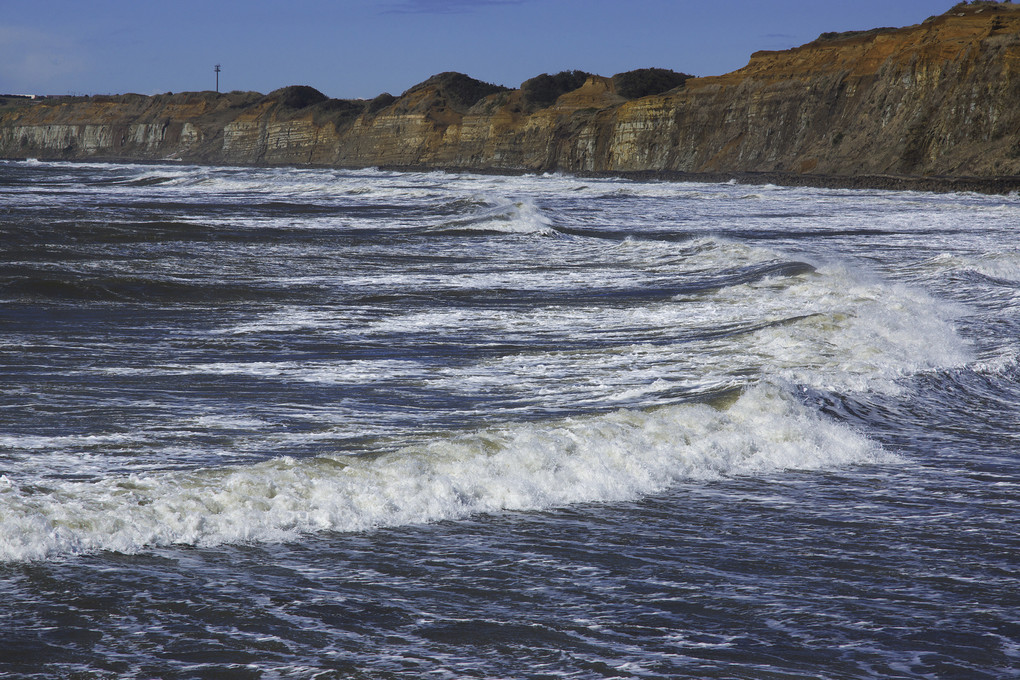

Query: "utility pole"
(214, 64), (221, 93)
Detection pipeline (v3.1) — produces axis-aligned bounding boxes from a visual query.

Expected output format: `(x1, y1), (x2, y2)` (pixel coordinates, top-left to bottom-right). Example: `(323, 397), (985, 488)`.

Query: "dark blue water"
(1, 161), (1018, 678)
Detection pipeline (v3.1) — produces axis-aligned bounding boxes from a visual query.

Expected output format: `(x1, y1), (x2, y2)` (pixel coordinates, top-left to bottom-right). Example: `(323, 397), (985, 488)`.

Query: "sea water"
(0, 161), (1017, 678)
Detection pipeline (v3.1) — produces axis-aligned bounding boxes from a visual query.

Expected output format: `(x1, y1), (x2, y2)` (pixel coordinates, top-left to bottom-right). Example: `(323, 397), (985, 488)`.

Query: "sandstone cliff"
(2, 2), (1019, 189)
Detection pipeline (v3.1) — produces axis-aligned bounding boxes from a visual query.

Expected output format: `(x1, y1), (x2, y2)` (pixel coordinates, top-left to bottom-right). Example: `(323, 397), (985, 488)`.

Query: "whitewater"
(0, 161), (1017, 678)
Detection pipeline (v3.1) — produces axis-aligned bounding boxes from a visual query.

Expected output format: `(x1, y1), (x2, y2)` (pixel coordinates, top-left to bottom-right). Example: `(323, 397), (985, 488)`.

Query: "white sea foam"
(0, 384), (891, 562)
(970, 343), (1020, 375)
(0, 432), (146, 451)
(731, 264), (973, 393)
(212, 307), (345, 335)
(434, 196), (558, 235)
(107, 247), (971, 411)
(101, 359), (426, 385)
(186, 414), (271, 430)
(929, 251), (1020, 283)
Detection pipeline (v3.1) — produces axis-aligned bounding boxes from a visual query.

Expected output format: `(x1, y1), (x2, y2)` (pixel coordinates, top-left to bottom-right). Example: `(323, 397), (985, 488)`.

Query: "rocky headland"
(2, 2), (1019, 192)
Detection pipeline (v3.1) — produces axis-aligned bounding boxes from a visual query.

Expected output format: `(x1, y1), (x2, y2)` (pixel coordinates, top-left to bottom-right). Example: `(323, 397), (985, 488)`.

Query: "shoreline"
(388, 166), (1020, 195)
(5, 155), (1019, 195)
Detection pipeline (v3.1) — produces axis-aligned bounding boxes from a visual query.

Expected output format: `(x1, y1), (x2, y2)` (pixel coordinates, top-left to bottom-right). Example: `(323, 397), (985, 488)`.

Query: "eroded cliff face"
(664, 2), (1020, 178)
(3, 3), (1019, 183)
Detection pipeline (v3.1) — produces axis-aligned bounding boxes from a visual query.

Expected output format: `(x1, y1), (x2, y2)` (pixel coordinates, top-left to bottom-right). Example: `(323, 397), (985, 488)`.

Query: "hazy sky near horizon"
(3, 0), (959, 99)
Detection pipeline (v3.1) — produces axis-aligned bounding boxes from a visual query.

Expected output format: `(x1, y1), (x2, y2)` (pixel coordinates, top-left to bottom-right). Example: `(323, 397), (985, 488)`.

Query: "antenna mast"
(214, 64), (221, 93)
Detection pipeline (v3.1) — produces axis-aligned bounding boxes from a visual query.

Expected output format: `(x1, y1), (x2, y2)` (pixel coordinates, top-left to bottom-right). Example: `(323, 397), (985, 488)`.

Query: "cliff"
(3, 2), (1020, 190)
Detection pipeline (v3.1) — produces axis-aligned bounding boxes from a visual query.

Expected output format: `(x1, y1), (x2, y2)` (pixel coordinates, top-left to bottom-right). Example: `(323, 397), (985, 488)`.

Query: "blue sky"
(2, 0), (958, 99)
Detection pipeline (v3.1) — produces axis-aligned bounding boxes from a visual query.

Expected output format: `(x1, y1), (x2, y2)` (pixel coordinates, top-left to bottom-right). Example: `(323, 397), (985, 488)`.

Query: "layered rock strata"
(2, 3), (1019, 190)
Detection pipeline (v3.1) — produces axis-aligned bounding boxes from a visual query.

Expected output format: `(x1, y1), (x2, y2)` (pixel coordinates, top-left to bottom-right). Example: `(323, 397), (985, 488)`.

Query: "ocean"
(0, 160), (1017, 679)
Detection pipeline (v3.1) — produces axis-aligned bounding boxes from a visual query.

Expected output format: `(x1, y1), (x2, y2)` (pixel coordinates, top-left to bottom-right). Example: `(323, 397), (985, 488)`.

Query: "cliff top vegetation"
(402, 72), (510, 113)
(611, 68), (693, 99)
(520, 71), (593, 110)
(267, 86), (328, 109)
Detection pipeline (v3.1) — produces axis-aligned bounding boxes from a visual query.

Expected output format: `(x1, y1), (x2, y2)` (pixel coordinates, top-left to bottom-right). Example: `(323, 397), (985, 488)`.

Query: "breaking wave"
(0, 384), (890, 562)
(432, 197), (558, 236)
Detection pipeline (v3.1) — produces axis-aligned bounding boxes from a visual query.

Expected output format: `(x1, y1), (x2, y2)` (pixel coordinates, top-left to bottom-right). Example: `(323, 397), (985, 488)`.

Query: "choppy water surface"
(1, 161), (1018, 678)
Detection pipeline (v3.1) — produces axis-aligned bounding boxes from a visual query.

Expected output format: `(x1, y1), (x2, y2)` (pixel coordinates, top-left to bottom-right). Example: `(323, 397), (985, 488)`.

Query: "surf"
(0, 383), (890, 562)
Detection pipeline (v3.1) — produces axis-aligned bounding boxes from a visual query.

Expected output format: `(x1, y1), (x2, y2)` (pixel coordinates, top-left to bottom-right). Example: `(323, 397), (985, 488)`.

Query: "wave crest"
(0, 384), (889, 562)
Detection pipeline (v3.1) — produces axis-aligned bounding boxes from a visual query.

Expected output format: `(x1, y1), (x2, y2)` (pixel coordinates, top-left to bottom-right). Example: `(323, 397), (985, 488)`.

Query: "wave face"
(1, 161), (1018, 678)
(0, 385), (889, 561)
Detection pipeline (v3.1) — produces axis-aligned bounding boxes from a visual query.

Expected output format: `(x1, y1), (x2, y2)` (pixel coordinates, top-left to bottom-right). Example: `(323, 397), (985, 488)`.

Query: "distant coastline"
(3, 2), (1020, 194)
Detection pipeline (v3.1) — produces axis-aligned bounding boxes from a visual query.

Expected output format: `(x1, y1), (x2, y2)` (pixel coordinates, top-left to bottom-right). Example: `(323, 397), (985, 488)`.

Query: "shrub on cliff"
(312, 98), (368, 127)
(367, 93), (396, 115)
(269, 85), (329, 109)
(816, 27), (898, 42)
(611, 68), (692, 99)
(520, 70), (592, 110)
(441, 73), (509, 111)
(951, 1), (1007, 9)
(403, 73), (510, 113)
